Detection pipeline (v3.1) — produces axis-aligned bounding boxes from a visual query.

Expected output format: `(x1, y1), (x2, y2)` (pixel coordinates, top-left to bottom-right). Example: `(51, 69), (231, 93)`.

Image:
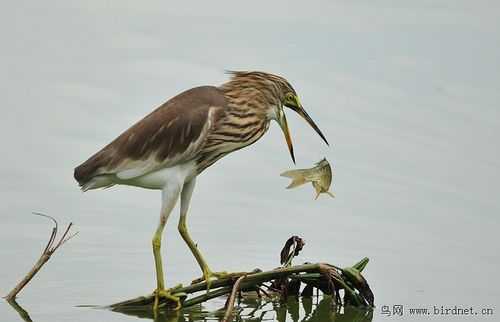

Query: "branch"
(107, 236), (374, 316)
(223, 275), (246, 322)
(109, 261), (373, 311)
(4, 213), (78, 300)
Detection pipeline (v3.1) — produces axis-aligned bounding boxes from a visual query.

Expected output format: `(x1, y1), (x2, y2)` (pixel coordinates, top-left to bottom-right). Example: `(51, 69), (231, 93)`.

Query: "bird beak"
(288, 99), (329, 146)
(277, 109), (295, 164)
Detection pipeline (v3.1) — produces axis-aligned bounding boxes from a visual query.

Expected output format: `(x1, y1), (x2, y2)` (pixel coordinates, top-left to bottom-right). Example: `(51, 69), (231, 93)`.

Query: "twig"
(4, 213), (78, 300)
(223, 275), (247, 322)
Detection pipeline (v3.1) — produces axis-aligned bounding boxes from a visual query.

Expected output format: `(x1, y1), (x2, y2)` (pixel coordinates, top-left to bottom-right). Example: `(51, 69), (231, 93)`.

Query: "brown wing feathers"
(74, 86), (227, 186)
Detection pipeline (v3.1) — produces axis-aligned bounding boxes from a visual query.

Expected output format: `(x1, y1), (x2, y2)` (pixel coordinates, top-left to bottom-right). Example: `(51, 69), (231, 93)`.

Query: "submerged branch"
(223, 274), (247, 322)
(6, 299), (33, 322)
(104, 235), (375, 320)
(109, 258), (373, 314)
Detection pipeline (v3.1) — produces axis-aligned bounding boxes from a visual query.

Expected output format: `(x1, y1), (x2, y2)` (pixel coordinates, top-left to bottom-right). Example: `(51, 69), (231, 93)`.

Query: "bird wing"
(74, 86), (226, 185)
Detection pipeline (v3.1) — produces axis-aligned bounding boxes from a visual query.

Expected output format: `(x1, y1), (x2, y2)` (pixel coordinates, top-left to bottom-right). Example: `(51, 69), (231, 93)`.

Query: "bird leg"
(179, 179), (228, 290)
(151, 185), (182, 311)
(179, 218), (229, 287)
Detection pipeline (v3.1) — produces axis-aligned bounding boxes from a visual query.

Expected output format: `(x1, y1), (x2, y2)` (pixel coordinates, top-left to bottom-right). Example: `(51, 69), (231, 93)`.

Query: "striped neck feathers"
(219, 72), (284, 120)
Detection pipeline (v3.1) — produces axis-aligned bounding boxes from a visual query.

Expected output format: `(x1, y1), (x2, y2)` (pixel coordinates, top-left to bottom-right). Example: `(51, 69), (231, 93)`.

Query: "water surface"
(1, 1), (499, 321)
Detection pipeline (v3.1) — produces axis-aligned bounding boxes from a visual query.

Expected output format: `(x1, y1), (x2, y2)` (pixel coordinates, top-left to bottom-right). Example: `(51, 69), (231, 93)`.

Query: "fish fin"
(281, 170), (308, 189)
(280, 169), (301, 178)
(327, 191), (336, 198)
(313, 183), (321, 199)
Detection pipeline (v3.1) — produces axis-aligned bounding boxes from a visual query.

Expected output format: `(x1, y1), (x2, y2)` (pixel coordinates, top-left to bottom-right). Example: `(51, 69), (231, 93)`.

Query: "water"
(1, 1), (499, 321)
(5, 296), (373, 322)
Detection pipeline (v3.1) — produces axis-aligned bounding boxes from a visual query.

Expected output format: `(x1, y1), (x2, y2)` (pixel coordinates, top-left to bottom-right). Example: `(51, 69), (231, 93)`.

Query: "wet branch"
(4, 213), (78, 300)
(223, 274), (247, 322)
(109, 236), (374, 315)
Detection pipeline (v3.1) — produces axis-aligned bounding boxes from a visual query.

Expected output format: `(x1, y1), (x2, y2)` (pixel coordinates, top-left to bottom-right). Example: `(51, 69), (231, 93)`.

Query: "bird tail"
(79, 175), (115, 191)
(280, 169), (309, 189)
(74, 147), (114, 191)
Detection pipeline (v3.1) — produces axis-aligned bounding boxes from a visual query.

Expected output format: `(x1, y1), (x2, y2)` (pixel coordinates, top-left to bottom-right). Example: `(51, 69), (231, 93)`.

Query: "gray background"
(1, 1), (499, 321)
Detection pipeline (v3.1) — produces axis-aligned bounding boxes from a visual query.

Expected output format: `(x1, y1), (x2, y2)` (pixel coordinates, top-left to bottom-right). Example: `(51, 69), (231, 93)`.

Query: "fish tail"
(280, 169), (309, 189)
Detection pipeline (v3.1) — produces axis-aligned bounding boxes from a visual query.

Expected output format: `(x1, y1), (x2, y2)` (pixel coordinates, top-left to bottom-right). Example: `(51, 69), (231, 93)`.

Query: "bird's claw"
(191, 270), (229, 290)
(152, 288), (183, 311)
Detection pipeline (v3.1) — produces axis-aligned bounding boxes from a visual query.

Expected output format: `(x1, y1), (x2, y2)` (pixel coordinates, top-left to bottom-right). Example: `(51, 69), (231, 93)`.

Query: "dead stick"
(223, 275), (246, 322)
(4, 213), (78, 300)
(5, 255), (51, 301)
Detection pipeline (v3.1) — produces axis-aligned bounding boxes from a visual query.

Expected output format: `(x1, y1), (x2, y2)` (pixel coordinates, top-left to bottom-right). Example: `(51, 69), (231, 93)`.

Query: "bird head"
(267, 74), (329, 164)
(223, 71), (329, 163)
(279, 80), (329, 153)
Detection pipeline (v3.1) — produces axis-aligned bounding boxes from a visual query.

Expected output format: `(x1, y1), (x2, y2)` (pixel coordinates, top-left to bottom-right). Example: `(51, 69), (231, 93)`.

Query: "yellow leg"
(179, 179), (227, 289)
(152, 185), (182, 311)
(152, 221), (166, 291)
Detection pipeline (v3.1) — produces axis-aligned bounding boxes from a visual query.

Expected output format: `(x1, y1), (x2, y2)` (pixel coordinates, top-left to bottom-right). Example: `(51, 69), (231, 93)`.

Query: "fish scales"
(280, 158), (335, 200)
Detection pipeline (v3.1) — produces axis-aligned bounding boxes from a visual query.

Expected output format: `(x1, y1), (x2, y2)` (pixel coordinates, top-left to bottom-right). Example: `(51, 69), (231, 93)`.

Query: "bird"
(73, 71), (329, 310)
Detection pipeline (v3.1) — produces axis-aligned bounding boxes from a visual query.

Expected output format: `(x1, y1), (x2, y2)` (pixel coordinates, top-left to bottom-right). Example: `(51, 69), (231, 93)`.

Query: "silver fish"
(280, 158), (335, 200)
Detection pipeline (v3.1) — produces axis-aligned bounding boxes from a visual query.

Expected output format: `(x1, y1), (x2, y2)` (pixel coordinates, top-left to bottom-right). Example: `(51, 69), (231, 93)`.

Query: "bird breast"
(195, 114), (270, 173)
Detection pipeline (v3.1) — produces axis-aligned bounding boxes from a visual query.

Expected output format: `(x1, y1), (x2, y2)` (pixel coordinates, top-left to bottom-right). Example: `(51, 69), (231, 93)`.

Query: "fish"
(280, 158), (335, 200)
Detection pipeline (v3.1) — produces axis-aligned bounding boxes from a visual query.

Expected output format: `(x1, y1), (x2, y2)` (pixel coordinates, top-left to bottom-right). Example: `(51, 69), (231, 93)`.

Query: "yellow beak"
(277, 109), (295, 163)
(286, 97), (329, 146)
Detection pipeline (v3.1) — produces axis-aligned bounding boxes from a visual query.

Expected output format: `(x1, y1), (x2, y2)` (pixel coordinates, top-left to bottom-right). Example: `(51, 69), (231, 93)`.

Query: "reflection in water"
(5, 294), (372, 322)
(5, 295), (373, 322)
(6, 299), (34, 322)
(111, 296), (373, 322)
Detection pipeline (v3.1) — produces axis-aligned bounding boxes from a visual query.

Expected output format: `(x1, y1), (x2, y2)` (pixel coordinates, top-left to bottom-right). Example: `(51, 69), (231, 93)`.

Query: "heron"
(73, 71), (328, 310)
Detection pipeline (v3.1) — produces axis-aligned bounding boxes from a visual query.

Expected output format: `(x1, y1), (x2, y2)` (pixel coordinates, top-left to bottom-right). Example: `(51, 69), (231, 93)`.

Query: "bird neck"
(219, 81), (281, 120)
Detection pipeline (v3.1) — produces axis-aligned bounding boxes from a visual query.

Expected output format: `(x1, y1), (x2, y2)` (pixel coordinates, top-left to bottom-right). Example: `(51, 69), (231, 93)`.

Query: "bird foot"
(152, 287), (184, 311)
(191, 270), (229, 289)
